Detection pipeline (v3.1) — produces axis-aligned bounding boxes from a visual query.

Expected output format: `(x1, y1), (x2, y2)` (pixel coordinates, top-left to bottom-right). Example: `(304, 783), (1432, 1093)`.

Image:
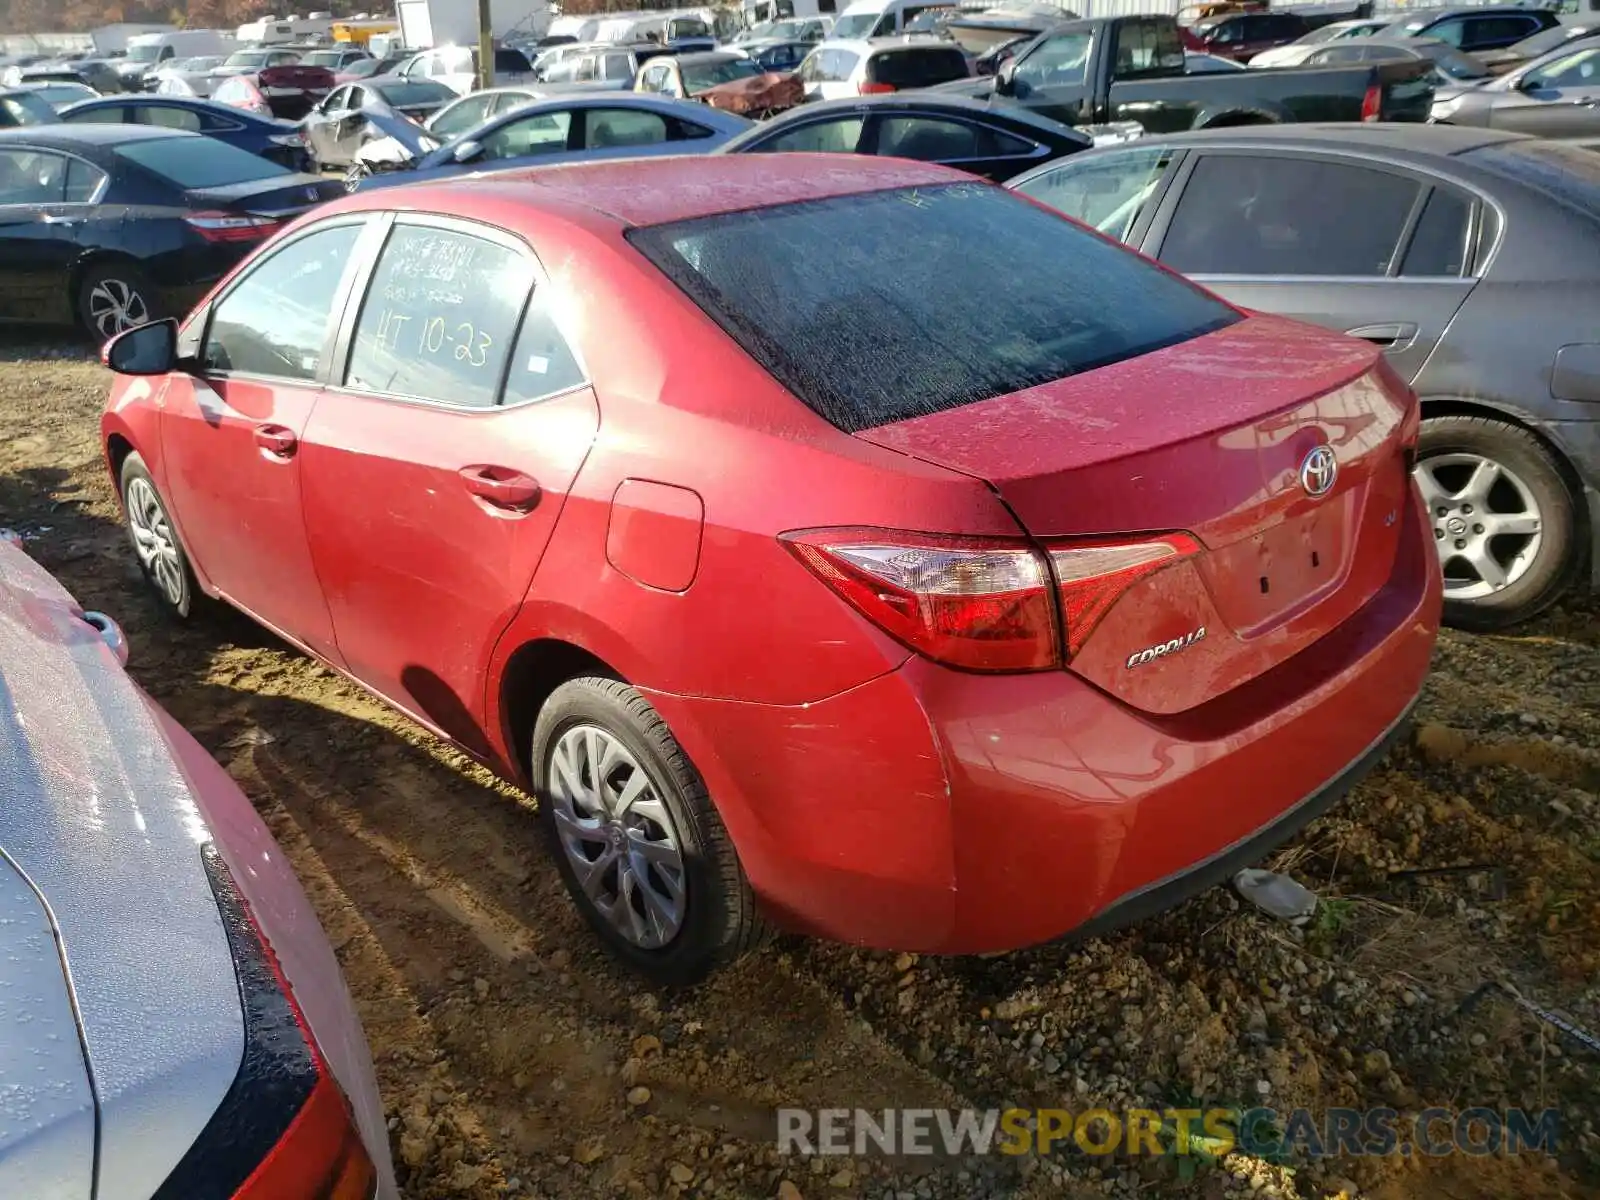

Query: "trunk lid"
(188, 172), (345, 220)
(855, 315), (1417, 714)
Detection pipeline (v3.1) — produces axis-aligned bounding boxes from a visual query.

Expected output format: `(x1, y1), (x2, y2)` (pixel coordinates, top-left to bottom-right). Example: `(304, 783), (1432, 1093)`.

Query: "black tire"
(119, 452), (199, 619)
(76, 262), (162, 344)
(1417, 414), (1578, 631)
(531, 676), (768, 985)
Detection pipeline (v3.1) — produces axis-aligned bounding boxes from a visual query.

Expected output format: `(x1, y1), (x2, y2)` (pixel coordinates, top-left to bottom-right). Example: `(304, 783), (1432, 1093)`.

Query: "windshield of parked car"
(373, 79), (454, 106)
(116, 134), (293, 187)
(176, 56), (225, 72)
(300, 50), (348, 67)
(1510, 24), (1589, 56)
(223, 51), (280, 70)
(1428, 45), (1492, 79)
(683, 58), (763, 90)
(769, 18), (813, 37)
(125, 42), (165, 63)
(1467, 139), (1600, 221)
(831, 8), (885, 38)
(628, 182), (1238, 433)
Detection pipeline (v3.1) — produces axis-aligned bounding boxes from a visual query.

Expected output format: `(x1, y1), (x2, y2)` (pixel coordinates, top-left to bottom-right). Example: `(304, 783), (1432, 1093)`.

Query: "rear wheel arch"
(499, 638), (623, 779)
(1417, 396), (1590, 515)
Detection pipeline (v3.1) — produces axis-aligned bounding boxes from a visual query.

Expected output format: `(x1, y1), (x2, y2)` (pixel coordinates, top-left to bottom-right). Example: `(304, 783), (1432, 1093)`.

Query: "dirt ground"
(1, 332), (1596, 1200)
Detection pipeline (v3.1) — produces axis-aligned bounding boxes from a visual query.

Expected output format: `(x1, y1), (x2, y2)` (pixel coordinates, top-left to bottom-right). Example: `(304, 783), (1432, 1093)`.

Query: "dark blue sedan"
(57, 95), (314, 173)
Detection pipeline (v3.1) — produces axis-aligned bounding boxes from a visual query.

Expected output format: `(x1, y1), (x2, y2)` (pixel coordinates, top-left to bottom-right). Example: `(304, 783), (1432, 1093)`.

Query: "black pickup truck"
(935, 14), (1435, 133)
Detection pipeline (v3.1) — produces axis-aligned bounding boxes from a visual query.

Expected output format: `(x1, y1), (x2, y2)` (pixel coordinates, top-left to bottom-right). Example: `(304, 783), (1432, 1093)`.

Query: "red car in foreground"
(100, 155), (1441, 983)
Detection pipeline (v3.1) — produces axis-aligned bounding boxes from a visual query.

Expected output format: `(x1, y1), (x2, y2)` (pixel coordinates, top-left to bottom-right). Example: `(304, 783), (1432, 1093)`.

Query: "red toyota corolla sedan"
(100, 155), (1442, 984)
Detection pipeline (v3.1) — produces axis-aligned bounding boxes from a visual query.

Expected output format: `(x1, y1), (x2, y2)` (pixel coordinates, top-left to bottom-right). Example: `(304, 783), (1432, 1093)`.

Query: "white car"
(795, 36), (970, 100)
(392, 44), (539, 95)
(150, 55), (229, 97)
(1248, 16), (1391, 67)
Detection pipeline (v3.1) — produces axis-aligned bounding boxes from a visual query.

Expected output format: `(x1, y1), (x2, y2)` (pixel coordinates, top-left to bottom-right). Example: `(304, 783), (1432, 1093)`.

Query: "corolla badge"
(1126, 626), (1206, 670)
(1299, 445), (1338, 498)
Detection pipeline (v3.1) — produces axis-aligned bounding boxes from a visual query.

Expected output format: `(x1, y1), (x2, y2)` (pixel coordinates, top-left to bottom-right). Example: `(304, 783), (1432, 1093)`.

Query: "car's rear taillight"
(1047, 534), (1200, 658)
(1360, 81), (1382, 121)
(152, 845), (377, 1200)
(858, 80), (896, 94)
(785, 527), (1201, 671)
(783, 528), (1059, 671)
(185, 210), (280, 243)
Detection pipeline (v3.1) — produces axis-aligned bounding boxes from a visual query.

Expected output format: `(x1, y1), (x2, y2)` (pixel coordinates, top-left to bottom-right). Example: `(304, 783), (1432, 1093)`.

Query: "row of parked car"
(1, 8), (1598, 632)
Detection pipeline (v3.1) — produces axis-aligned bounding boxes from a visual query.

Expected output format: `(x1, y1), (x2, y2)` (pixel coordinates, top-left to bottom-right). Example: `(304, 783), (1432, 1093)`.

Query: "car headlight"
(1430, 94), (1465, 120)
(268, 131), (306, 147)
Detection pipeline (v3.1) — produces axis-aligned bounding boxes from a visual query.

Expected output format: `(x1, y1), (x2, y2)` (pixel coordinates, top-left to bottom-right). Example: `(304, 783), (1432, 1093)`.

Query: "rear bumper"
(646, 484), (1441, 954)
(1069, 695), (1414, 944)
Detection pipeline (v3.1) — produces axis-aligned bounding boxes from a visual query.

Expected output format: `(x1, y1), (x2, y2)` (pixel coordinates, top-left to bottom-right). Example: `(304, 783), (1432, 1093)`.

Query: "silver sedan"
(0, 533), (397, 1199)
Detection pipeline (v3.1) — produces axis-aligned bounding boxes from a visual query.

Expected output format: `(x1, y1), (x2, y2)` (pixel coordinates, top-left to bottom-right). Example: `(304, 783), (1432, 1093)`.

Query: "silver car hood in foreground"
(0, 546), (242, 1200)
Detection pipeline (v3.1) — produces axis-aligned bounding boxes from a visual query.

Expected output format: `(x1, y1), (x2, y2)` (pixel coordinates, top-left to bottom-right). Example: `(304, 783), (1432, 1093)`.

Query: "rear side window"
(867, 47), (969, 87)
(627, 182), (1237, 433)
(875, 115), (1032, 161)
(800, 48), (861, 81)
(1401, 188), (1472, 277)
(344, 224), (528, 408)
(0, 91), (58, 126)
(1160, 154), (1418, 276)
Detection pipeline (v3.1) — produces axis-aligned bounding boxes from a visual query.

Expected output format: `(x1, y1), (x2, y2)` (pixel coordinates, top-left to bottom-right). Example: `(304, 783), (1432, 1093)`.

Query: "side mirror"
(1515, 73), (1542, 92)
(102, 318), (178, 376)
(453, 138), (482, 163)
(995, 58), (1018, 95)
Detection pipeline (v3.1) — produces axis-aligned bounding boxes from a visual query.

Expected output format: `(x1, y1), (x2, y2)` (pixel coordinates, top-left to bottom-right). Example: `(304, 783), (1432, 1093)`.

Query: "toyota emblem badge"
(1299, 445), (1338, 498)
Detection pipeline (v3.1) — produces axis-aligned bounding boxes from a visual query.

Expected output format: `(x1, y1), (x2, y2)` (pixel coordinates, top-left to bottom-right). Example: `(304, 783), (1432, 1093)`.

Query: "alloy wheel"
(87, 278), (150, 339)
(547, 724), (688, 950)
(125, 476), (185, 605)
(1415, 452), (1543, 600)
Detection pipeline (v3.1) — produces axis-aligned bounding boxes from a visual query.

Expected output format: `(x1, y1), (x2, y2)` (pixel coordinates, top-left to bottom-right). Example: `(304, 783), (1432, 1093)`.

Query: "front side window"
(628, 183), (1237, 433)
(1011, 32), (1093, 90)
(344, 225), (527, 408)
(0, 150), (81, 204)
(204, 224), (362, 380)
(134, 104), (201, 131)
(1425, 18), (1468, 47)
(752, 115), (865, 152)
(1529, 46), (1600, 88)
(1011, 146), (1175, 243)
(481, 110), (573, 159)
(1159, 155), (1419, 277)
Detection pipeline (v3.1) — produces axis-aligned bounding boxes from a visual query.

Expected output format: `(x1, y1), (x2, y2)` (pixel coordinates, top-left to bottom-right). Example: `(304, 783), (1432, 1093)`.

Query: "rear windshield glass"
(868, 47), (969, 87)
(1465, 139), (1600, 220)
(373, 80), (453, 106)
(116, 135), (292, 187)
(627, 182), (1238, 432)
